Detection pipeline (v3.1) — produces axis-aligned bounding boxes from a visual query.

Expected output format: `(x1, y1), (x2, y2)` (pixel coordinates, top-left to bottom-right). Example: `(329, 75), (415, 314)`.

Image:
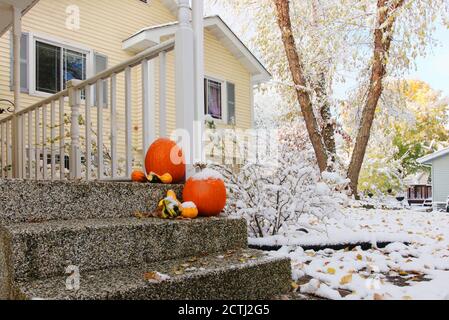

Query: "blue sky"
(406, 24), (449, 97)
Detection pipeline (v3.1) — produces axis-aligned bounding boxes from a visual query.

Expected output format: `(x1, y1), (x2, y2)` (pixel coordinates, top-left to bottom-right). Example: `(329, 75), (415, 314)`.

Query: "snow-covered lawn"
(267, 208), (449, 300)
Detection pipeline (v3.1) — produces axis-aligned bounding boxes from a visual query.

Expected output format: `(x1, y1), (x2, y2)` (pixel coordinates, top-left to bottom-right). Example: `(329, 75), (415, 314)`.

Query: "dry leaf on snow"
(340, 274), (353, 285)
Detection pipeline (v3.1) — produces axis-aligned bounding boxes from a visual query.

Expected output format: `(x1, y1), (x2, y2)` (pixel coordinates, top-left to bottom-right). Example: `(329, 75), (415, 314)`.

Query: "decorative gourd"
(167, 190), (178, 201)
(145, 138), (185, 183)
(131, 171), (147, 183)
(182, 169), (227, 217)
(147, 172), (173, 184)
(158, 190), (182, 219)
(181, 202), (199, 219)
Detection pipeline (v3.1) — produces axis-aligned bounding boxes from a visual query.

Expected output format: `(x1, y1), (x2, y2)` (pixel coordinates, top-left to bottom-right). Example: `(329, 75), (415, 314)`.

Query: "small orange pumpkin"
(145, 138), (185, 183)
(131, 170), (147, 183)
(181, 202), (199, 219)
(183, 170), (226, 217)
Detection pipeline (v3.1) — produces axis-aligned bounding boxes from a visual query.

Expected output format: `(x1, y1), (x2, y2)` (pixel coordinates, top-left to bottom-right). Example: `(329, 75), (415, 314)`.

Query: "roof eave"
(417, 148), (449, 164)
(123, 15), (271, 84)
(0, 0), (39, 37)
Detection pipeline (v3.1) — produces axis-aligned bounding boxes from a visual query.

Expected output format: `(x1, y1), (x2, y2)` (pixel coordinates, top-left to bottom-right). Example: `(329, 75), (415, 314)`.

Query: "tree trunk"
(316, 73), (336, 164)
(347, 0), (405, 196)
(273, 0), (329, 172)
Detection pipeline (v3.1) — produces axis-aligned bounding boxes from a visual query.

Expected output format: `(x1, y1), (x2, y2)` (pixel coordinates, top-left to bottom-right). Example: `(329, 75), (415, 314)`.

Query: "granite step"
(11, 249), (292, 300)
(0, 180), (183, 225)
(0, 217), (247, 283)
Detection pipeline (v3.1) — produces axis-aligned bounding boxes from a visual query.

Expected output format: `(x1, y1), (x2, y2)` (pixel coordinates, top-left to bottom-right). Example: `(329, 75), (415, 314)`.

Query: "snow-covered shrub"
(211, 120), (344, 238)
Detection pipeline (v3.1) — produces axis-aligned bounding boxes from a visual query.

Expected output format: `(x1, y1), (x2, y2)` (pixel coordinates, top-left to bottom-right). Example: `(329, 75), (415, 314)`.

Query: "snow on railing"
(0, 39), (175, 181)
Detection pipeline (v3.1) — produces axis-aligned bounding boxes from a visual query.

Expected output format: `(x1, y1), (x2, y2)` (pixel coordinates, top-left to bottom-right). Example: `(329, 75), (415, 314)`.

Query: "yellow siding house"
(0, 0), (270, 179)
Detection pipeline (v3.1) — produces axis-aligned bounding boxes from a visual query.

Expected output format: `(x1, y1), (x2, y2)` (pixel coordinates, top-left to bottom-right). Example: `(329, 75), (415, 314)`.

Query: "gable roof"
(123, 15), (271, 84)
(418, 147), (449, 165)
(0, 0), (39, 36)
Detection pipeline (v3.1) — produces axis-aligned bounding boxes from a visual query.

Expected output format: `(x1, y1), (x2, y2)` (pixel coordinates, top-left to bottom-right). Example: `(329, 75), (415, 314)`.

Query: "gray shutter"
(10, 32), (29, 92)
(94, 53), (108, 107)
(226, 82), (236, 125)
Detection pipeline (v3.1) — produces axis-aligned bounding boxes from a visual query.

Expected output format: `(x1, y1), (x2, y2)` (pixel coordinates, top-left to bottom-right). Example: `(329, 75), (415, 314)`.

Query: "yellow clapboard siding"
(0, 0), (254, 165)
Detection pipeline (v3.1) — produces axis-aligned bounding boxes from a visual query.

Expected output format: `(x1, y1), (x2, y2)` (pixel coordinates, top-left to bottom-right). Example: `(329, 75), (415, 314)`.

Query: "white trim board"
(123, 15), (271, 85)
(418, 147), (449, 165)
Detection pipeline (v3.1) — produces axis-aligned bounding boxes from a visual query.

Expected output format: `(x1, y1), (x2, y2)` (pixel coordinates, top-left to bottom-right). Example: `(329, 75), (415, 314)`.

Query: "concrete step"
(0, 180), (183, 225)
(11, 249), (292, 300)
(0, 217), (247, 283)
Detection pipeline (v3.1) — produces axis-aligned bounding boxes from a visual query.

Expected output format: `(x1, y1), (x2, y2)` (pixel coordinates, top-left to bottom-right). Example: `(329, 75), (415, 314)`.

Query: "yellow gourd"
(167, 190), (178, 201)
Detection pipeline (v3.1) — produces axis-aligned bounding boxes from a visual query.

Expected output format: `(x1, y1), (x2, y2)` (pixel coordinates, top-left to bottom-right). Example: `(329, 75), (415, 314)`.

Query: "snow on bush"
(211, 120), (347, 238)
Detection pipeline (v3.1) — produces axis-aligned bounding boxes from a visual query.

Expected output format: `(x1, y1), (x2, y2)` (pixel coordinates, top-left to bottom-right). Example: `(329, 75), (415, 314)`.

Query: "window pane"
(207, 80), (222, 120)
(227, 82), (236, 124)
(36, 41), (61, 94)
(63, 48), (86, 88)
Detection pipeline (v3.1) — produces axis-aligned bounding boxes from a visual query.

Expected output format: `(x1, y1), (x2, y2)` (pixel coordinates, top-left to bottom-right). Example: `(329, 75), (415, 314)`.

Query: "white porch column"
(192, 0), (205, 164)
(12, 6), (23, 179)
(175, 0), (195, 177)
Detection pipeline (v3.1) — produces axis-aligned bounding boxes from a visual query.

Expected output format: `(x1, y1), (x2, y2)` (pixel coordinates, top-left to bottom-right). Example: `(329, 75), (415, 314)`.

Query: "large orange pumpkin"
(145, 138), (185, 183)
(183, 170), (227, 217)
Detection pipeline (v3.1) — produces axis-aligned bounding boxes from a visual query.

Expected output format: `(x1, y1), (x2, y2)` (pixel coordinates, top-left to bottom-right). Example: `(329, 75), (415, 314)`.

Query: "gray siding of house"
(431, 154), (449, 203)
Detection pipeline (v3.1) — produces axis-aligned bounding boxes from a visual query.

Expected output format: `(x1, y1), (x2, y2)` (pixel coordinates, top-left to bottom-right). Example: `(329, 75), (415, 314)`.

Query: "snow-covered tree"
(216, 0), (449, 195)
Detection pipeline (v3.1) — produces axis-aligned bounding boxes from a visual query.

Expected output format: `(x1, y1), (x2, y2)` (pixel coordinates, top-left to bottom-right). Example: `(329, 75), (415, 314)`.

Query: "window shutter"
(10, 32), (29, 92)
(226, 82), (236, 125)
(94, 53), (108, 107)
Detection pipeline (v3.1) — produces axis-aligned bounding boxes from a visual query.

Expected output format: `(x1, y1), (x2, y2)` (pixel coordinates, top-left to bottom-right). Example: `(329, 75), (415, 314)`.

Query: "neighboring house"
(418, 147), (449, 208)
(0, 0), (270, 177)
(404, 171), (432, 205)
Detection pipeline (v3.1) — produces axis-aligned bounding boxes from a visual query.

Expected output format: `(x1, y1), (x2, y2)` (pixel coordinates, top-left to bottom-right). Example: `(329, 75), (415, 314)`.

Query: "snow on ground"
(266, 208), (449, 300)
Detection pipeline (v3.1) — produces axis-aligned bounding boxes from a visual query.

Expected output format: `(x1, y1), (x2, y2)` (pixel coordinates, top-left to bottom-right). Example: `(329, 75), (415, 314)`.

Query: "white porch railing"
(1, 40), (174, 181)
(1, 0), (205, 181)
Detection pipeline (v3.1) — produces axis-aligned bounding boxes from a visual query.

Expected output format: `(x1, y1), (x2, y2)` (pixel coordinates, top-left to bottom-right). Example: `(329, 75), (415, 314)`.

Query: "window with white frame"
(11, 34), (113, 109)
(35, 40), (87, 94)
(204, 77), (236, 125)
(204, 78), (223, 120)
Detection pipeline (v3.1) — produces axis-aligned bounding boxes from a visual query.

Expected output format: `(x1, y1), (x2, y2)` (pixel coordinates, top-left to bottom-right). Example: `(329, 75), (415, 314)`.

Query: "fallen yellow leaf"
(327, 268), (336, 275)
(340, 274), (353, 285)
(291, 282), (299, 290)
(357, 254), (363, 261)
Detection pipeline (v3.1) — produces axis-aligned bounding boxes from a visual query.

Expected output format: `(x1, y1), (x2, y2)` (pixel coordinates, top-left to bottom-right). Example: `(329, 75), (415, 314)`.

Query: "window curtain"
(208, 80), (222, 119)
